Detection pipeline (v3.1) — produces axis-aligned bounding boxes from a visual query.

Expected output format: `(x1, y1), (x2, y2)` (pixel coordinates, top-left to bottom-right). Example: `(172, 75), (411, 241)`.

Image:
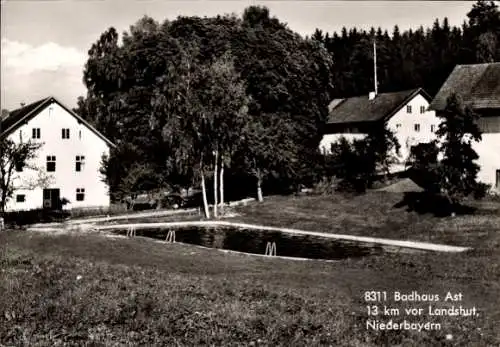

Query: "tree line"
(312, 0), (500, 98)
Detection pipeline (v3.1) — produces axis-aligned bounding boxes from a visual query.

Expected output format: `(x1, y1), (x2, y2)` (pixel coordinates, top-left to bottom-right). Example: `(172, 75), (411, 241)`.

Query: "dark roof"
(327, 88), (430, 124)
(0, 96), (115, 147)
(429, 63), (500, 111)
(1, 97), (51, 131)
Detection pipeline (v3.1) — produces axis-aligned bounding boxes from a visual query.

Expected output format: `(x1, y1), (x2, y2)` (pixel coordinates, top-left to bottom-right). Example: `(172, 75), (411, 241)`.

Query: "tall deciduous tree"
(234, 6), (334, 192)
(81, 27), (125, 143)
(158, 43), (213, 217)
(194, 55), (249, 215)
(81, 7), (332, 204)
(236, 114), (298, 201)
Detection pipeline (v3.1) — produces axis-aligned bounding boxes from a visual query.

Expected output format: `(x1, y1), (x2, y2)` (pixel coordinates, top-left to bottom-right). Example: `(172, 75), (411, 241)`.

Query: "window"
(19, 130), (23, 142)
(406, 105), (412, 114)
(396, 123), (402, 129)
(76, 188), (85, 201)
(32, 128), (41, 139)
(420, 106), (426, 114)
(78, 130), (82, 139)
(496, 170), (500, 190)
(16, 194), (25, 203)
(75, 155), (85, 172)
(15, 161), (24, 172)
(62, 128), (70, 139)
(431, 125), (436, 133)
(46, 156), (56, 172)
(414, 124), (420, 132)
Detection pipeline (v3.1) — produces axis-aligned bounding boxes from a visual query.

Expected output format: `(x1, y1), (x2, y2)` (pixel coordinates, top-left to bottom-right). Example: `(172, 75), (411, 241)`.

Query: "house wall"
(434, 111), (500, 192)
(477, 115), (500, 133)
(475, 111), (500, 191)
(472, 133), (500, 191)
(320, 93), (440, 163)
(4, 101), (111, 211)
(386, 94), (440, 162)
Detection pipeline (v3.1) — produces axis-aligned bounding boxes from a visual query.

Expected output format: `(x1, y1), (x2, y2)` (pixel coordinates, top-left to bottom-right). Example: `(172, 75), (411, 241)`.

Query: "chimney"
(369, 91), (376, 100)
(20, 102), (26, 107)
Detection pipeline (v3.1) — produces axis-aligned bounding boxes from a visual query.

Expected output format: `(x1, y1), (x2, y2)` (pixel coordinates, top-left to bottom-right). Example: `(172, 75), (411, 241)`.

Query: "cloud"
(1, 39), (87, 110)
(1, 38), (86, 74)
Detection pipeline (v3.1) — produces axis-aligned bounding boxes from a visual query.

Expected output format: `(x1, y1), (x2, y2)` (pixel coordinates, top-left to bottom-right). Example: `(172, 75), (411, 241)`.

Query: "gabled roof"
(1, 97), (50, 131)
(326, 88), (431, 124)
(429, 62), (500, 111)
(0, 96), (115, 147)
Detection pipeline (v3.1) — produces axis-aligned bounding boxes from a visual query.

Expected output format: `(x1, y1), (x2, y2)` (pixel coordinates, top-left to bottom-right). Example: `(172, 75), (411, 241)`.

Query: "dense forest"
(71, 1), (500, 203)
(313, 0), (500, 98)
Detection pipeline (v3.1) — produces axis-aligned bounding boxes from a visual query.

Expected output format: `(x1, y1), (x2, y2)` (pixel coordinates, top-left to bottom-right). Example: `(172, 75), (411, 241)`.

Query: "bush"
(3, 209), (71, 226)
(323, 138), (372, 193)
(313, 177), (339, 195)
(69, 204), (128, 219)
(473, 182), (491, 200)
(394, 191), (477, 217)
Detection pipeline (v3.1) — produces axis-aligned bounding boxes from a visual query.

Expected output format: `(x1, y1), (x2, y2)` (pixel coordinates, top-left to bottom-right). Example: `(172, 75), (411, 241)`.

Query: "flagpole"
(373, 40), (378, 95)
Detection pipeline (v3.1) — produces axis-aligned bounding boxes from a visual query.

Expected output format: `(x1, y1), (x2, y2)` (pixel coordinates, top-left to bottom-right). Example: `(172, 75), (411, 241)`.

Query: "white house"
(429, 63), (500, 192)
(320, 88), (440, 171)
(0, 96), (115, 212)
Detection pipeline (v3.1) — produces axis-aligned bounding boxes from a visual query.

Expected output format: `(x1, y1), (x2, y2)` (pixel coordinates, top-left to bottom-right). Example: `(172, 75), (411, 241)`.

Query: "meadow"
(1, 192), (499, 346)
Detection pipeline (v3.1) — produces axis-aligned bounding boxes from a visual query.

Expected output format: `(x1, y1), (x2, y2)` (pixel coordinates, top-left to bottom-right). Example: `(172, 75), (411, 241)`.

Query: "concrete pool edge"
(94, 220), (471, 253)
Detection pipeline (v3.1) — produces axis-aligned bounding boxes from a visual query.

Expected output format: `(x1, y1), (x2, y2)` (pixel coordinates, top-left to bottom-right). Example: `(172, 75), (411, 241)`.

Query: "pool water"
(109, 226), (385, 260)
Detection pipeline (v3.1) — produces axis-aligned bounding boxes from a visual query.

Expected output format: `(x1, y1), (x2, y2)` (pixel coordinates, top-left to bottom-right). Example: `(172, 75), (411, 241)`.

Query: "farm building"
(320, 88), (440, 170)
(0, 96), (115, 211)
(429, 62), (500, 192)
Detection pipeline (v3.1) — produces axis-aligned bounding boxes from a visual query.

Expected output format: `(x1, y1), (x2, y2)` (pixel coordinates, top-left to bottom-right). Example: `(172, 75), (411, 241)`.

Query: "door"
(43, 188), (60, 210)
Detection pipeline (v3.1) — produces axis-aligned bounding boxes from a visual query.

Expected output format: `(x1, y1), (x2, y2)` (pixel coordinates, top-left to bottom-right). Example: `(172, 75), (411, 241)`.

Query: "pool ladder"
(265, 242), (277, 257)
(166, 229), (176, 243)
(127, 226), (136, 238)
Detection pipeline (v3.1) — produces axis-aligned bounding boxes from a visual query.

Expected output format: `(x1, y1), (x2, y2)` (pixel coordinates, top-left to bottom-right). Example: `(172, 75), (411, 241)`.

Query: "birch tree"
(236, 114), (298, 202)
(157, 43), (214, 218)
(195, 55), (249, 216)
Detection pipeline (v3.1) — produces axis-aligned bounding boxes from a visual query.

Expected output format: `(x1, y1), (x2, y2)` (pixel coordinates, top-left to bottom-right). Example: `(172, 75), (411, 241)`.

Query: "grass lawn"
(105, 192), (500, 249)
(1, 191), (499, 346)
(232, 192), (500, 249)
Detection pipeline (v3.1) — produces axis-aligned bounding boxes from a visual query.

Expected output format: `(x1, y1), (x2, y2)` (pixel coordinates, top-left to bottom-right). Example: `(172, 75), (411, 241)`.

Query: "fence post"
(0, 217), (4, 231)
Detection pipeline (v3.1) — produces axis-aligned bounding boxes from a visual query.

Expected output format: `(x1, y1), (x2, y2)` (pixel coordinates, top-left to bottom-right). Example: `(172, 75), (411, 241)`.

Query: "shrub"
(3, 209), (71, 226)
(473, 182), (491, 200)
(313, 177), (339, 195)
(69, 204), (128, 219)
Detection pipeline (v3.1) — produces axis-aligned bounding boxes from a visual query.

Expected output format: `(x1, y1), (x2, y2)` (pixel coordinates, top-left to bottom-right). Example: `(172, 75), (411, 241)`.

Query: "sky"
(1, 0), (479, 111)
